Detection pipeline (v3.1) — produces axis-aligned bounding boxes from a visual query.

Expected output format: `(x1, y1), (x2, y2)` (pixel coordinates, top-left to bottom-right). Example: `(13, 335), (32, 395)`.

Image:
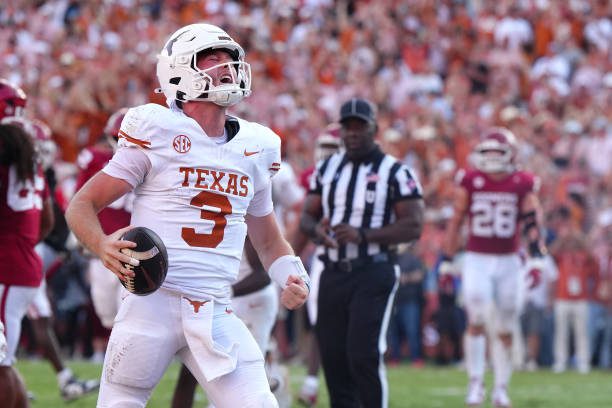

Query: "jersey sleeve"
(389, 164), (423, 202)
(245, 123), (279, 213)
(246, 181), (273, 217)
(117, 105), (155, 150)
(103, 105), (159, 186)
(263, 131), (281, 180)
(271, 164), (304, 209)
(102, 147), (151, 188)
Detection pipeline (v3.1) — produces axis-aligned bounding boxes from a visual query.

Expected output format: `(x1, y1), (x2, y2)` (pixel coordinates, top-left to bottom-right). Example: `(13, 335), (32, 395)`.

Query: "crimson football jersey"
(458, 169), (537, 254)
(0, 164), (49, 286)
(76, 146), (131, 234)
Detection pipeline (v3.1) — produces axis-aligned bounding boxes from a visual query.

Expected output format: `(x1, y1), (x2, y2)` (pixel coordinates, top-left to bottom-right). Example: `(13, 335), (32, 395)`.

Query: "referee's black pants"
(315, 260), (398, 408)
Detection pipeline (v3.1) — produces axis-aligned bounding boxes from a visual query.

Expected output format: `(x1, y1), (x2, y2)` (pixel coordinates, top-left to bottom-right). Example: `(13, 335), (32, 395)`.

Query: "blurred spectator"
(519, 255), (558, 371)
(387, 245), (427, 366)
(432, 268), (465, 366)
(589, 210), (612, 368)
(551, 208), (599, 374)
(493, 5), (533, 52)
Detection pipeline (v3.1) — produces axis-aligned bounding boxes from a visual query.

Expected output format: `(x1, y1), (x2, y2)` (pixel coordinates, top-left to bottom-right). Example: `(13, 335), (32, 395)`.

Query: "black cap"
(339, 98), (377, 125)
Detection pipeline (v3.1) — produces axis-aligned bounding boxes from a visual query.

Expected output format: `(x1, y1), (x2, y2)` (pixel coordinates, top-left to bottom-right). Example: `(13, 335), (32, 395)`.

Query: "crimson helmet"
(471, 127), (517, 173)
(104, 107), (128, 148)
(0, 79), (27, 120)
(315, 123), (342, 162)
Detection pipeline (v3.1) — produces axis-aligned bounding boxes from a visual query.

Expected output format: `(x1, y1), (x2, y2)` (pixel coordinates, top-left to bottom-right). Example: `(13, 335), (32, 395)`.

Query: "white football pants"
(97, 288), (277, 407)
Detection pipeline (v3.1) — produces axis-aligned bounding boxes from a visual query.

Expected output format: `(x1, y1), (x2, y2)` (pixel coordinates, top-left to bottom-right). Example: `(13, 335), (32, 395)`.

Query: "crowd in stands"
(1, 0), (610, 372)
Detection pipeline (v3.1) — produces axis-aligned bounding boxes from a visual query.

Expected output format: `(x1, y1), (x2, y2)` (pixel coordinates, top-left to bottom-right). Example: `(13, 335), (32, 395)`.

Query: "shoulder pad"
(118, 104), (165, 149)
(243, 120), (281, 178)
(264, 130), (281, 178)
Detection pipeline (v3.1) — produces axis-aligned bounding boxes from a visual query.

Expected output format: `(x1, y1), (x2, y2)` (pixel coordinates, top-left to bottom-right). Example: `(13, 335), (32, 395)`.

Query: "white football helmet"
(471, 127), (517, 173)
(156, 23), (251, 107)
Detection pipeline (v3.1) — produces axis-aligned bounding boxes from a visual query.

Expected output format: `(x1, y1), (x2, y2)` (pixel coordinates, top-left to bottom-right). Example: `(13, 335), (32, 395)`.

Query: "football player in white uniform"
(168, 155), (302, 408)
(171, 237), (280, 408)
(66, 23), (309, 408)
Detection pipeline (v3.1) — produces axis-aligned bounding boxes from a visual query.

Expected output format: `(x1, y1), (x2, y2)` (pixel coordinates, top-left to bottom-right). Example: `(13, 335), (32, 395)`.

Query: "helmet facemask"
(187, 57), (252, 107)
(471, 128), (517, 173)
(472, 146), (513, 173)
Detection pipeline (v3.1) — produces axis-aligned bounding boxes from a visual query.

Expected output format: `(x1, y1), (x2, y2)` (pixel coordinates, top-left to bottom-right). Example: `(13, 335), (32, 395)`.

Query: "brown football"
(119, 227), (168, 295)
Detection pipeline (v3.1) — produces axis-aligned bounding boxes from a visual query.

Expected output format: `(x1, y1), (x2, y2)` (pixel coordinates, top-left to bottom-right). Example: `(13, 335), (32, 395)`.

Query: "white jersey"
(103, 103), (281, 302)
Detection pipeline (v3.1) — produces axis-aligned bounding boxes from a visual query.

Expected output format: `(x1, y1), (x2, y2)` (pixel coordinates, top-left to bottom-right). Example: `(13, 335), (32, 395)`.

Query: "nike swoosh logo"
(244, 149), (260, 156)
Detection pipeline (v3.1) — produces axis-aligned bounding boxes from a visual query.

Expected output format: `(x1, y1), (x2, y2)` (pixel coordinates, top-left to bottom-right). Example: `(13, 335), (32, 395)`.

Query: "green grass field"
(15, 360), (612, 407)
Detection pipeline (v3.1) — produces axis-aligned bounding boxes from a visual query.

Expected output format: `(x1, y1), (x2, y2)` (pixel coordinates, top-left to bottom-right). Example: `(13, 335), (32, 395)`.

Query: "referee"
(300, 98), (425, 408)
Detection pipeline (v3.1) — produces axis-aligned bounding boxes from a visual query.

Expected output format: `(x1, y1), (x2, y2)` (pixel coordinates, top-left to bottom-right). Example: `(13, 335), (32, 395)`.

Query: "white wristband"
(269, 255), (310, 293)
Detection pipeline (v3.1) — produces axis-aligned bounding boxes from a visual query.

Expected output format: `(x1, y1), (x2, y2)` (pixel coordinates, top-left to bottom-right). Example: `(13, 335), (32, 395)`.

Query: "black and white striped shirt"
(308, 146), (423, 262)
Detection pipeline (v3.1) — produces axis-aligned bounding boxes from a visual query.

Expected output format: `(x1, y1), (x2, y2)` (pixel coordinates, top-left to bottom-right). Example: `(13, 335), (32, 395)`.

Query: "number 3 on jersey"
(470, 198), (517, 238)
(182, 191), (232, 248)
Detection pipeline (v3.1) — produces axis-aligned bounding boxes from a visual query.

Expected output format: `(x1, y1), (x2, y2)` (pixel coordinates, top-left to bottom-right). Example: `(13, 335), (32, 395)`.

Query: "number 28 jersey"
(103, 103), (281, 301)
(458, 169), (537, 254)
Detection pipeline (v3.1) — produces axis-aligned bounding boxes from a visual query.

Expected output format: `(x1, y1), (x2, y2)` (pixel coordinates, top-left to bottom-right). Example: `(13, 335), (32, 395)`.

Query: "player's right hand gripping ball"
(119, 227), (168, 295)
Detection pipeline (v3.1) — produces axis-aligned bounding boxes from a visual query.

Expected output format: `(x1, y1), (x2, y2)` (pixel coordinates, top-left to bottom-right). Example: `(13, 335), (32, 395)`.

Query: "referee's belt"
(320, 253), (394, 272)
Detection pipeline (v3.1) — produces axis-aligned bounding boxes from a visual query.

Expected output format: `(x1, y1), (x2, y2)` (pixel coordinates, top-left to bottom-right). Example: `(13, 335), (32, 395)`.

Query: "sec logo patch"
(173, 135), (191, 153)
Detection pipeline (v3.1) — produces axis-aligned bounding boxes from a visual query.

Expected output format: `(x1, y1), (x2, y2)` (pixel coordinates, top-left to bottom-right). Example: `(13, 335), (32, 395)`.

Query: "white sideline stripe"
(377, 264), (400, 408)
(121, 247), (159, 261)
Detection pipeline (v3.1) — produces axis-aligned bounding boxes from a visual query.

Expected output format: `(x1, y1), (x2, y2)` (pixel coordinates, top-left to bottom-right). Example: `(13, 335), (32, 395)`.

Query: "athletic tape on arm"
(269, 255), (310, 293)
